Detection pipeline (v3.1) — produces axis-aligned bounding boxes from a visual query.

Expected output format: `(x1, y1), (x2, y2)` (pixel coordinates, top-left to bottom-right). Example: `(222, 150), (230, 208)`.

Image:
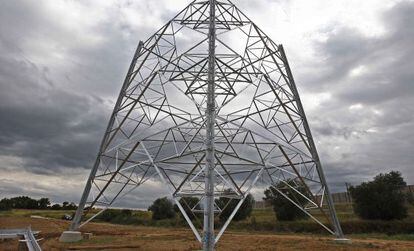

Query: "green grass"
(0, 208), (99, 220)
(250, 208), (276, 222)
(132, 210), (152, 220)
(349, 233), (414, 241)
(2, 203), (414, 239)
(0, 209), (71, 218)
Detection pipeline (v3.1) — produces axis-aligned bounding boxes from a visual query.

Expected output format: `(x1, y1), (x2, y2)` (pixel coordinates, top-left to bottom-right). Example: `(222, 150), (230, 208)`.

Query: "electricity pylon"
(68, 0), (345, 249)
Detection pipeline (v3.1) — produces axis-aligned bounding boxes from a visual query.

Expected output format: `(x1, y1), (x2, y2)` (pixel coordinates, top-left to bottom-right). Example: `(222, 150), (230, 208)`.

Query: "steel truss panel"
(69, 0), (345, 249)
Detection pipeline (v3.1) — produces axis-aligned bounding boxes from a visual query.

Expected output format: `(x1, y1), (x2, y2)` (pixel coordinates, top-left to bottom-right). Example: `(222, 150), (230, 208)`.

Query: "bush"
(216, 191), (254, 222)
(95, 209), (147, 225)
(7, 196), (39, 209)
(231, 218), (414, 235)
(0, 198), (12, 211)
(174, 197), (201, 220)
(148, 197), (176, 220)
(62, 201), (77, 210)
(350, 171), (408, 220)
(50, 204), (62, 210)
(264, 180), (309, 221)
(0, 196), (73, 210)
(341, 220), (414, 235)
(98, 209), (128, 221)
(38, 198), (50, 209)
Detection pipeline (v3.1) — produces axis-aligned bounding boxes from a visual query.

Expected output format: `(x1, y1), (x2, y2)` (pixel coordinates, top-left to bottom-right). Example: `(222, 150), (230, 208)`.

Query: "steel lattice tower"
(68, 0), (345, 249)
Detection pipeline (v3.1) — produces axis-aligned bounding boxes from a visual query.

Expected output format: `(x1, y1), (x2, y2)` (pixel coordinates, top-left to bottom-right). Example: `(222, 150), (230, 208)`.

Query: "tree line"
(1, 171), (412, 223)
(147, 193), (255, 222)
(147, 171), (413, 222)
(0, 196), (77, 211)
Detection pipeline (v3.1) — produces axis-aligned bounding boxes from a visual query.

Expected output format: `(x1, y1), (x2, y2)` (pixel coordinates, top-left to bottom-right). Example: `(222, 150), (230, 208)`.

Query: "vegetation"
(0, 196), (77, 211)
(1, 202), (414, 236)
(50, 201), (77, 210)
(0, 196), (50, 210)
(0, 199), (11, 211)
(216, 192), (255, 222)
(96, 209), (139, 225)
(2, 174), (414, 236)
(350, 171), (409, 220)
(3, 213), (414, 251)
(263, 180), (309, 221)
(174, 197), (201, 220)
(148, 197), (176, 220)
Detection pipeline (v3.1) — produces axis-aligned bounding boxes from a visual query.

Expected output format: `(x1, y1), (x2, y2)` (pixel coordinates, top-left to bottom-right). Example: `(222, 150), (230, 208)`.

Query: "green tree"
(38, 198), (50, 209)
(50, 203), (62, 210)
(148, 197), (176, 220)
(349, 171), (408, 220)
(0, 198), (12, 211)
(61, 201), (77, 210)
(9, 196), (39, 209)
(216, 191), (254, 222)
(264, 180), (309, 221)
(97, 209), (133, 223)
(67, 202), (77, 210)
(174, 197), (201, 220)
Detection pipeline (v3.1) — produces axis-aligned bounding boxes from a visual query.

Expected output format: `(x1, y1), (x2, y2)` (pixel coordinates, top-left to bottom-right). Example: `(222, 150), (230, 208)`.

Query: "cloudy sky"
(0, 0), (413, 206)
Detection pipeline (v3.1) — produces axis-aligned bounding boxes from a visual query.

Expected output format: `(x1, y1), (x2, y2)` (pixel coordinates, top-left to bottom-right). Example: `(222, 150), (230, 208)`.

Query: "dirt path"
(1, 216), (414, 250)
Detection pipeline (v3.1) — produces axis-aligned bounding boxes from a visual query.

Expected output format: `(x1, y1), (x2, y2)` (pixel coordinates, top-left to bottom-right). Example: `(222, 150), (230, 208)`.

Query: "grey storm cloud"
(303, 1), (414, 189)
(0, 0), (413, 205)
(305, 2), (414, 102)
(0, 56), (107, 174)
(0, 0), (170, 173)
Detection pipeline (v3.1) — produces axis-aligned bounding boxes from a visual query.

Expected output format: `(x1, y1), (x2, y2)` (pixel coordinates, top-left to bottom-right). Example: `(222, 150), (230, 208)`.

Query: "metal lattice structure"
(69, 0), (345, 249)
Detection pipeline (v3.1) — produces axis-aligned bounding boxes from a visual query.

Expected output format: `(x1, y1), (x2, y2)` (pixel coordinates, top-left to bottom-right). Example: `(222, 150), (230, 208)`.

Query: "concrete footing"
(334, 238), (352, 244)
(82, 232), (93, 240)
(59, 231), (82, 243)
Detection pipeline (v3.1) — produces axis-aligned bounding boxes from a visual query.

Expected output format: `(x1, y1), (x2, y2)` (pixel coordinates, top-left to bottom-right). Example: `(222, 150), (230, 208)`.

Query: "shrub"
(216, 191), (254, 222)
(350, 171), (409, 220)
(50, 204), (62, 210)
(230, 218), (414, 235)
(0, 198), (12, 211)
(174, 197), (201, 220)
(264, 180), (309, 221)
(148, 197), (176, 220)
(8, 196), (39, 209)
(38, 198), (50, 209)
(407, 191), (414, 205)
(0, 196), (77, 210)
(96, 209), (136, 224)
(62, 201), (77, 210)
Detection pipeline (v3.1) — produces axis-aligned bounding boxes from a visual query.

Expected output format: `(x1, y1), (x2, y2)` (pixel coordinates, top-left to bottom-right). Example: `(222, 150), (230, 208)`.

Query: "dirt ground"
(1, 216), (414, 251)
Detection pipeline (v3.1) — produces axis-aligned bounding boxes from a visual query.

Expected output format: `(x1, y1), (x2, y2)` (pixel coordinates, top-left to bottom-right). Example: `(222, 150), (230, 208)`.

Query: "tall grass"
(2, 203), (414, 236)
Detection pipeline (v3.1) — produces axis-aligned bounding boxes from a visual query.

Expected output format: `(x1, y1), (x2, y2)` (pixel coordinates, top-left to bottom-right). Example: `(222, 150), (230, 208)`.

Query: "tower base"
(59, 231), (82, 243)
(334, 238), (352, 244)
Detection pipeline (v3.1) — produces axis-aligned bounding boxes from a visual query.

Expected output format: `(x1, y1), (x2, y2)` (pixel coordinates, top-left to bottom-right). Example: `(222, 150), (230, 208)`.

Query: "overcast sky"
(0, 0), (413, 206)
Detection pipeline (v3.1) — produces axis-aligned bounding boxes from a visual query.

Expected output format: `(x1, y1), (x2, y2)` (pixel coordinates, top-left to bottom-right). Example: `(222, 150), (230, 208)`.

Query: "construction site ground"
(1, 215), (414, 250)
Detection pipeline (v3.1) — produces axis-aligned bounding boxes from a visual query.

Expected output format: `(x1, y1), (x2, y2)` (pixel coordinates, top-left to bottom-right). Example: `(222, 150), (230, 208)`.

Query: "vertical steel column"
(278, 44), (345, 239)
(69, 41), (144, 231)
(203, 0), (217, 250)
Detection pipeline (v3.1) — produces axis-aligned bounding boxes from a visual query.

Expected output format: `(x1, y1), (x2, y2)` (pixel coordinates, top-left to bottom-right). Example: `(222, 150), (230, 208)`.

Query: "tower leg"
(278, 45), (345, 239)
(68, 41), (144, 231)
(203, 0), (217, 250)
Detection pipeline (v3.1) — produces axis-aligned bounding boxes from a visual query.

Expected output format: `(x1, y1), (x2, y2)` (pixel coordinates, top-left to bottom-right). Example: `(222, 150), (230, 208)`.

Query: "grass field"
(1, 205), (414, 250)
(1, 203), (414, 233)
(1, 214), (414, 250)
